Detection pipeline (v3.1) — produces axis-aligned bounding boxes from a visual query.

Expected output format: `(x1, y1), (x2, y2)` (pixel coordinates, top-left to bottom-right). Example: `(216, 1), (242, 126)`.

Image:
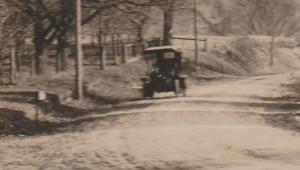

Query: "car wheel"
(143, 83), (154, 99)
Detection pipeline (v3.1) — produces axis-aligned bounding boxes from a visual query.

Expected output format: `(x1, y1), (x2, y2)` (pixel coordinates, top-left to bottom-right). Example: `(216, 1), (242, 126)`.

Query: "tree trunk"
(163, 9), (174, 46)
(55, 51), (61, 73)
(98, 33), (106, 70)
(61, 47), (66, 71)
(100, 46), (106, 70)
(0, 21), (3, 51)
(34, 41), (44, 74)
(33, 0), (44, 75)
(56, 48), (67, 73)
(97, 13), (106, 70)
(137, 26), (144, 44)
(56, 35), (67, 73)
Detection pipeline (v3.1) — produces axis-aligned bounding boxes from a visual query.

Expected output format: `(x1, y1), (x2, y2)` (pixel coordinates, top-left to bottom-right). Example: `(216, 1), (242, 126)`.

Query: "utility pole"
(270, 11), (275, 67)
(75, 0), (83, 100)
(194, 0), (199, 65)
(270, 34), (274, 67)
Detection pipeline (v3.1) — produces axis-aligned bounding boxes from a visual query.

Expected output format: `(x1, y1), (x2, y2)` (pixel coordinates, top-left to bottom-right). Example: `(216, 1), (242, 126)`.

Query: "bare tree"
(153, 0), (190, 45)
(116, 3), (151, 43)
(201, 0), (233, 35)
(231, 0), (300, 66)
(125, 0), (191, 45)
(231, 0), (300, 36)
(3, 0), (122, 74)
(0, 1), (31, 53)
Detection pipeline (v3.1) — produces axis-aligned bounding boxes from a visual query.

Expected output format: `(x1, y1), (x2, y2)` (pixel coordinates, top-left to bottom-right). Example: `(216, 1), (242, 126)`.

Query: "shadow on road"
(257, 82), (300, 133)
(0, 108), (60, 137)
(0, 101), (153, 138)
(263, 113), (300, 133)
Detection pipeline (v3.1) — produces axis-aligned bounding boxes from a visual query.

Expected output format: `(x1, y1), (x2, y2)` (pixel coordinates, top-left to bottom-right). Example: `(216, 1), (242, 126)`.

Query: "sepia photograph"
(0, 0), (300, 169)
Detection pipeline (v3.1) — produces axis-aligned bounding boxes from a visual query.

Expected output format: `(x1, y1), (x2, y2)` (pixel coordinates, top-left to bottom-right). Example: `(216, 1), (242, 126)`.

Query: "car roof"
(144, 46), (182, 53)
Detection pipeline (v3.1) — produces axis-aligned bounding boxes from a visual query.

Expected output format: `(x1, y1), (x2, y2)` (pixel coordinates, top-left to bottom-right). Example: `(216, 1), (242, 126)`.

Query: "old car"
(141, 46), (187, 98)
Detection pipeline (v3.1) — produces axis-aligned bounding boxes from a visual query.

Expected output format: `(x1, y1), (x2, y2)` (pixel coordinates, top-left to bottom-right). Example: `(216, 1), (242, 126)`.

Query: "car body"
(141, 46), (187, 98)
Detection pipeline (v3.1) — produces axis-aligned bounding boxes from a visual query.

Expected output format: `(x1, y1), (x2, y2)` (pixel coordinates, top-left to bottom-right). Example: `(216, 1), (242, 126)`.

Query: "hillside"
(174, 36), (300, 76)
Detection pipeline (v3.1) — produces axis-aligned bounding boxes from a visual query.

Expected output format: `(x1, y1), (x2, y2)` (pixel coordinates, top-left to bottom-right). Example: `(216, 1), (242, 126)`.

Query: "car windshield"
(145, 51), (175, 60)
(163, 52), (175, 59)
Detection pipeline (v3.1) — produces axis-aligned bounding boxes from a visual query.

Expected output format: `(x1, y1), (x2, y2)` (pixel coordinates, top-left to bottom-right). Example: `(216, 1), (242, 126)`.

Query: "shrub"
(231, 36), (259, 59)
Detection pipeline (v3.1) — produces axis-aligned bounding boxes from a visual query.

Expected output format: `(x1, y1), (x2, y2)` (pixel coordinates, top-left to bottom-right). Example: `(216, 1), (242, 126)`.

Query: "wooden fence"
(102, 43), (144, 63)
(80, 42), (144, 70)
(0, 41), (145, 84)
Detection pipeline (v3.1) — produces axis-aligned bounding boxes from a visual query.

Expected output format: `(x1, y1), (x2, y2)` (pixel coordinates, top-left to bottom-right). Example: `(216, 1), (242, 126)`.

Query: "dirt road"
(1, 72), (300, 170)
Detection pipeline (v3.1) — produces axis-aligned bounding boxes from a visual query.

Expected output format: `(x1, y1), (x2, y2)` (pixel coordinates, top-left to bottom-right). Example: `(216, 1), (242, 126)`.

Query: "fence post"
(16, 44), (22, 73)
(98, 45), (103, 69)
(204, 38), (208, 52)
(101, 46), (106, 70)
(117, 34), (122, 57)
(138, 43), (145, 58)
(111, 34), (117, 65)
(31, 53), (35, 77)
(132, 44), (136, 57)
(127, 44), (132, 60)
(122, 44), (127, 64)
(10, 46), (16, 84)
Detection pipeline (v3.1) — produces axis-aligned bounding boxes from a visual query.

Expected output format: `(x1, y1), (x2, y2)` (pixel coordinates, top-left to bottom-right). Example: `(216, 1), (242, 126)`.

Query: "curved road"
(1, 72), (300, 170)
